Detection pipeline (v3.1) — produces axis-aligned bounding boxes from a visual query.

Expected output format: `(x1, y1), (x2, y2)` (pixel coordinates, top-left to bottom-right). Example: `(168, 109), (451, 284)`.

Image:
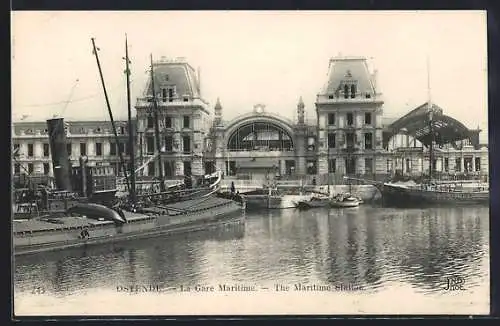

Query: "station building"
(12, 55), (489, 185)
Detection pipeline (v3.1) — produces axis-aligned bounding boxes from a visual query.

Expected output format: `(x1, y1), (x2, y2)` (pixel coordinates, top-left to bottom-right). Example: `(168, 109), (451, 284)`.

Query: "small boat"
(296, 196), (331, 210)
(330, 194), (360, 208)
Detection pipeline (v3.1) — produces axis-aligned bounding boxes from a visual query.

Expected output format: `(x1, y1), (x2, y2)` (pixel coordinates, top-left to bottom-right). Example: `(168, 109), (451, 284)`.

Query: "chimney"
(46, 118), (72, 191)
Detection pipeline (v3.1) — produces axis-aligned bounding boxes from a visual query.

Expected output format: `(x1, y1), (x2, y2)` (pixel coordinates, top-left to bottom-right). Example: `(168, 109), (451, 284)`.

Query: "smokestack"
(46, 118), (72, 191)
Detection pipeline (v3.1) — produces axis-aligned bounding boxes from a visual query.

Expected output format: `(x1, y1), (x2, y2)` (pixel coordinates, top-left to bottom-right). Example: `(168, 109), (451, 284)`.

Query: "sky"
(11, 11), (488, 142)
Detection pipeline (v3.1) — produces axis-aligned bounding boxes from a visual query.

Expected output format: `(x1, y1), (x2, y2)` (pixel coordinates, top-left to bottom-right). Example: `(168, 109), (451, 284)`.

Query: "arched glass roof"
(385, 102), (474, 146)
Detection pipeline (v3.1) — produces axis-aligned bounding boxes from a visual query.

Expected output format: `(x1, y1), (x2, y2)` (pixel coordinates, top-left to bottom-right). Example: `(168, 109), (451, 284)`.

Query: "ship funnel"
(46, 118), (72, 191)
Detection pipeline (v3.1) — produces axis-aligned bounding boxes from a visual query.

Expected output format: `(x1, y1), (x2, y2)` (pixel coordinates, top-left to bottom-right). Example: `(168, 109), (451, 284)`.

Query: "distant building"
(134, 57), (211, 178)
(12, 120), (130, 180)
(315, 55), (386, 183)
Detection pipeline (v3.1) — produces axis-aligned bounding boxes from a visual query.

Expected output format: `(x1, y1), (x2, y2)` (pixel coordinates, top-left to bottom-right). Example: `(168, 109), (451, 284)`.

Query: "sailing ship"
(13, 36), (245, 256)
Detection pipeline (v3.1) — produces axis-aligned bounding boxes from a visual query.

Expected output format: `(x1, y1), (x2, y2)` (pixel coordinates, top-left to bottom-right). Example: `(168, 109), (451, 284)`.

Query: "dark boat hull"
(380, 184), (490, 207)
(14, 198), (244, 256)
(296, 199), (330, 210)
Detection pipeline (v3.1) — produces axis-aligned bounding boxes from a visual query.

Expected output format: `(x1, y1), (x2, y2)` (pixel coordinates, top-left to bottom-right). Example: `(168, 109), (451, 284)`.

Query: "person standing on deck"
(230, 181), (236, 194)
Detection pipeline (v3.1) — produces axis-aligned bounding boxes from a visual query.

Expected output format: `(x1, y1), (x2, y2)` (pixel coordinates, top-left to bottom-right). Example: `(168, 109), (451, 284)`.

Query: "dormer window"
(328, 95), (334, 99)
(165, 74), (169, 81)
(350, 84), (356, 98)
(183, 96), (189, 102)
(365, 93), (371, 98)
(344, 84), (349, 99)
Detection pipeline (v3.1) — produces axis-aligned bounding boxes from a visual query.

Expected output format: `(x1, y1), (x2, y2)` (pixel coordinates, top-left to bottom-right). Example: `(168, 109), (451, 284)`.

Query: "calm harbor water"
(14, 205), (490, 315)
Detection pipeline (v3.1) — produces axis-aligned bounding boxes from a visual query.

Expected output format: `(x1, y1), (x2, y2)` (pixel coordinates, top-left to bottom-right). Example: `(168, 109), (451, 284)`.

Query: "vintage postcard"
(11, 10), (490, 316)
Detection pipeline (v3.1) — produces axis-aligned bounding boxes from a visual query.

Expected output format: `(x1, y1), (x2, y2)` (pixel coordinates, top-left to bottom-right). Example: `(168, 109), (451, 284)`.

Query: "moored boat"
(378, 182), (489, 207)
(329, 194), (360, 208)
(12, 37), (246, 256)
(296, 196), (331, 210)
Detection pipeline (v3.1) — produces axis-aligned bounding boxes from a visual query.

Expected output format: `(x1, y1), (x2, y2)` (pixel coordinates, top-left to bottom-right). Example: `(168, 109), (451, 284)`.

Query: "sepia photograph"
(11, 10), (489, 316)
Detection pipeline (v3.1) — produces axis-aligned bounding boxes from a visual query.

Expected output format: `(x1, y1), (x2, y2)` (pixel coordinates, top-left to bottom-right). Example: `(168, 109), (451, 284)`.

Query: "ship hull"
(380, 184), (490, 207)
(296, 199), (330, 210)
(14, 198), (244, 256)
(244, 194), (312, 210)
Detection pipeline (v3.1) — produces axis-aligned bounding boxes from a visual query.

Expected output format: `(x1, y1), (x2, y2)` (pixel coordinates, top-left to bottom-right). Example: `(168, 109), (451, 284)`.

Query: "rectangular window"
(365, 158), (373, 174)
(165, 116), (172, 128)
(95, 142), (102, 156)
(183, 116), (190, 128)
(13, 143), (20, 152)
(147, 116), (154, 129)
(43, 163), (50, 175)
(365, 112), (372, 125)
(364, 133), (373, 149)
(405, 158), (410, 173)
(444, 158), (449, 172)
(168, 88), (174, 102)
(43, 143), (50, 157)
(184, 161), (192, 175)
(14, 163), (20, 174)
(164, 161), (175, 177)
(306, 160), (317, 175)
(386, 159), (392, 173)
(346, 132), (355, 148)
(147, 136), (155, 154)
(328, 113), (336, 125)
(162, 88), (167, 102)
(27, 143), (34, 157)
(66, 143), (72, 156)
(80, 143), (87, 156)
(475, 157), (481, 171)
(346, 157), (356, 175)
(147, 161), (155, 176)
(328, 159), (336, 173)
(328, 133), (336, 148)
(110, 142), (117, 156)
(183, 136), (191, 153)
(346, 113), (354, 126)
(28, 163), (34, 174)
(455, 158), (461, 172)
(165, 136), (173, 152)
(118, 142), (126, 155)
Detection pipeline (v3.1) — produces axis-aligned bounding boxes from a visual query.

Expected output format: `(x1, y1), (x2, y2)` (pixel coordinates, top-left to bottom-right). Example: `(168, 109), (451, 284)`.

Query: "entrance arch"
(224, 113), (295, 151)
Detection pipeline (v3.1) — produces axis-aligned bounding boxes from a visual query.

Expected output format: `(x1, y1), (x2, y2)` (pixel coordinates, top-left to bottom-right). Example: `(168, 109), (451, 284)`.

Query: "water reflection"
(15, 206), (488, 300)
(15, 223), (245, 296)
(319, 206), (488, 293)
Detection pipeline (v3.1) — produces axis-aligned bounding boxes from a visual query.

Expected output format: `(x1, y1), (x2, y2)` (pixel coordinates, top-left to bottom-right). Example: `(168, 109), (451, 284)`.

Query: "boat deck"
(13, 211), (152, 234)
(13, 197), (236, 234)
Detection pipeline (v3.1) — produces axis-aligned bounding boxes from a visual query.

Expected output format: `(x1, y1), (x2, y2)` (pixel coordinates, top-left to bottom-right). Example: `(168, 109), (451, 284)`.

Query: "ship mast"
(327, 136), (331, 196)
(91, 38), (131, 193)
(125, 34), (136, 203)
(427, 56), (434, 181)
(150, 54), (166, 193)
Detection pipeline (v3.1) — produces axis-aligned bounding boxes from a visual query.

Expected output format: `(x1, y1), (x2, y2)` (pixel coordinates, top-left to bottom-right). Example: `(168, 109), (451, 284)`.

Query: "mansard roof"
(143, 57), (201, 99)
(320, 56), (376, 97)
